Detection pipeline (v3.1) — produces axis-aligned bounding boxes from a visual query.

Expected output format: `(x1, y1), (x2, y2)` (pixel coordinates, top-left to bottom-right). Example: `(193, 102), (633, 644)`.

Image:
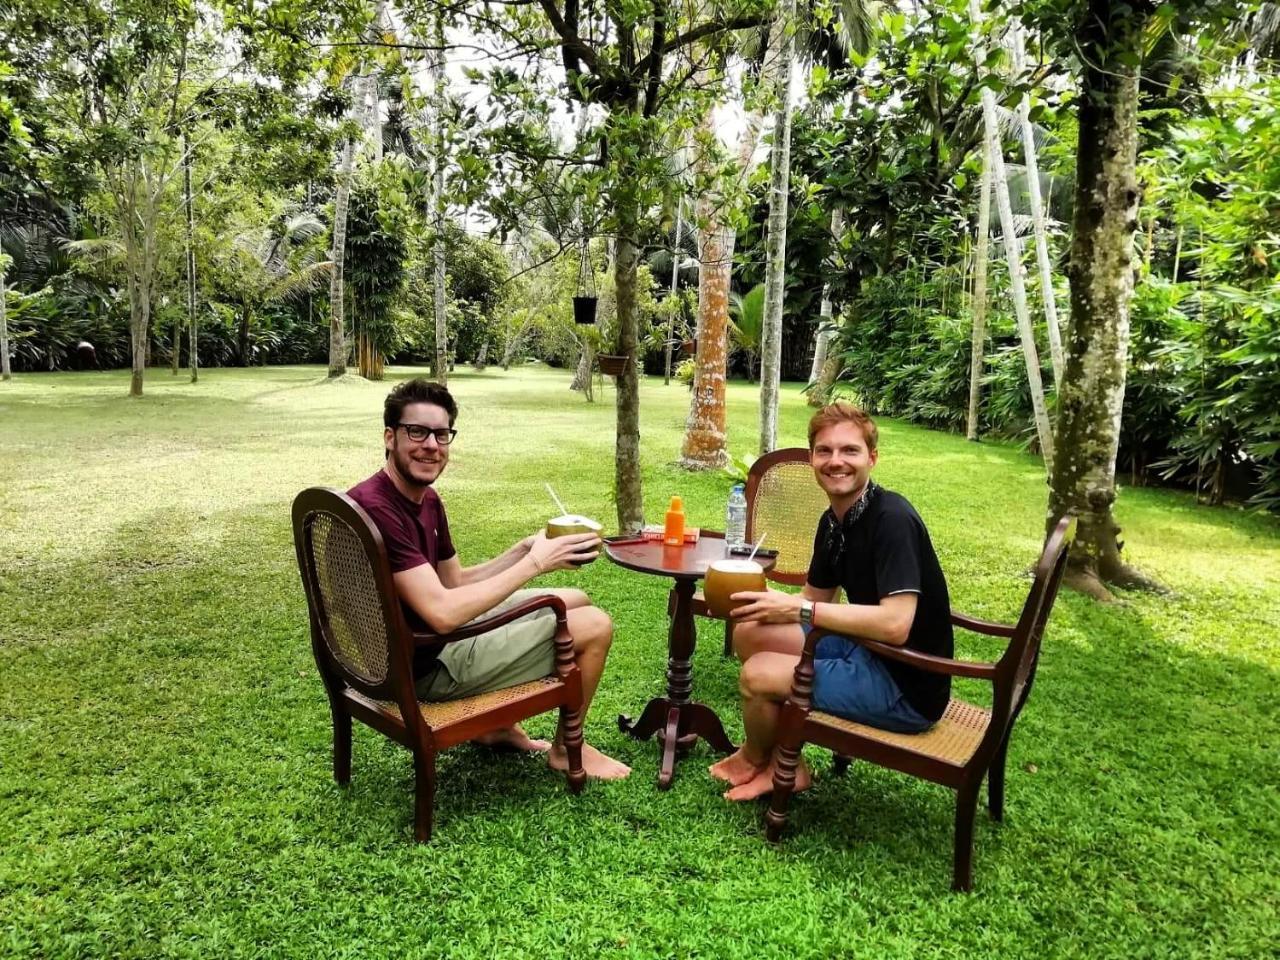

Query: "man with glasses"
(348, 378), (630, 780)
(708, 402), (953, 800)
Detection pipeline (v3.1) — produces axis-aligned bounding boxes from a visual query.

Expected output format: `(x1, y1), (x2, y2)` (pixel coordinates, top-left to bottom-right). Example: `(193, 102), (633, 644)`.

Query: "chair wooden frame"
(684, 448), (827, 655)
(763, 516), (1073, 891)
(292, 487), (585, 842)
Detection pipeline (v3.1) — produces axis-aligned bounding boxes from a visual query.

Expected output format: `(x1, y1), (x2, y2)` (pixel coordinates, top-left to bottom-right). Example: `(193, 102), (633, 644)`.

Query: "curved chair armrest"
(950, 610), (1016, 638)
(855, 637), (998, 680)
(412, 594), (569, 650)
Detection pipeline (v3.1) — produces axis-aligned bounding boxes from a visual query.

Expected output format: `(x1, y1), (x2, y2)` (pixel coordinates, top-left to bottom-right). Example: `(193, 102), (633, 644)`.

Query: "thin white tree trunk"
(664, 204), (683, 385)
(183, 137), (198, 383)
(967, 137), (993, 440)
(1012, 23), (1064, 388)
(0, 235), (9, 382)
(431, 9), (449, 384)
(807, 205), (844, 394)
(759, 0), (797, 455)
(328, 134), (354, 377)
(971, 0), (1053, 469)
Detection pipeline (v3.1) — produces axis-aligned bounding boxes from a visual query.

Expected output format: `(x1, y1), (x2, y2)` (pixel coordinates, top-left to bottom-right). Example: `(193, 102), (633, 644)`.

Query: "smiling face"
(810, 420), (878, 507)
(384, 401), (452, 494)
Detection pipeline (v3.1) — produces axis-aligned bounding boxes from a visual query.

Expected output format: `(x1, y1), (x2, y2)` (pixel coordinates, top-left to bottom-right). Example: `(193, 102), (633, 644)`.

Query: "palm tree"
(221, 210), (332, 365)
(730, 283), (766, 381)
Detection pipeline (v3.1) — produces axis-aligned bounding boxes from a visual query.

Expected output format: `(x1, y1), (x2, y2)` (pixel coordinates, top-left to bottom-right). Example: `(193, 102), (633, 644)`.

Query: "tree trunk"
(1, 215), (10, 381)
(431, 10), (448, 384)
(807, 206), (844, 405)
(328, 133), (354, 378)
(184, 140), (198, 383)
(681, 32), (779, 469)
(967, 136), (994, 440)
(664, 204), (684, 385)
(613, 223), (644, 533)
(1049, 0), (1157, 599)
(238, 303), (251, 366)
(679, 215), (733, 470)
(759, 0), (797, 455)
(971, 0), (1053, 469)
(1013, 24), (1064, 388)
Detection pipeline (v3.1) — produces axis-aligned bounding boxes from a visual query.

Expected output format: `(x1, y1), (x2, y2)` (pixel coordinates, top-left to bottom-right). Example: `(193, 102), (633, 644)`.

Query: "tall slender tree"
(759, 0), (798, 454)
(966, 137), (993, 439)
(431, 6), (449, 384)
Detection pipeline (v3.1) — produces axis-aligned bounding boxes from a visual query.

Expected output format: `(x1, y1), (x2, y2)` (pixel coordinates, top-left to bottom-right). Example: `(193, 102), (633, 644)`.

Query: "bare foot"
(709, 748), (768, 786)
(548, 742), (631, 780)
(723, 758), (812, 802)
(474, 724), (551, 753)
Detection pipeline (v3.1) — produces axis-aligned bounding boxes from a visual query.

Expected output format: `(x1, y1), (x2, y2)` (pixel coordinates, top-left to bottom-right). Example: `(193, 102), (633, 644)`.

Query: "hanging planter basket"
(598, 353), (630, 377)
(680, 338), (697, 358)
(573, 295), (598, 326)
(574, 237), (597, 325)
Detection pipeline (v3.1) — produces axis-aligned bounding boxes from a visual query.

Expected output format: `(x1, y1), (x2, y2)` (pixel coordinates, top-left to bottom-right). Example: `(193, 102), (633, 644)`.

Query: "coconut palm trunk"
(807, 206), (844, 404)
(1, 211), (10, 382)
(431, 8), (448, 384)
(1012, 23), (1064, 387)
(183, 136), (198, 383)
(1049, 0), (1157, 598)
(664, 204), (683, 385)
(970, 0), (1053, 469)
(759, 0), (797, 455)
(680, 31), (781, 469)
(967, 137), (993, 440)
(328, 133), (355, 377)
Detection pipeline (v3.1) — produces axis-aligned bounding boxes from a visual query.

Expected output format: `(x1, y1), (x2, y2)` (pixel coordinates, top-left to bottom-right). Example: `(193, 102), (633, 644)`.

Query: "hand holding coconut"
(528, 528), (602, 572)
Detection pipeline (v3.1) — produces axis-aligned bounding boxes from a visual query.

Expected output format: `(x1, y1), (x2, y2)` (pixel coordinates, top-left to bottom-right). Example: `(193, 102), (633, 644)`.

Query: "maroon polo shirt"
(348, 468), (456, 637)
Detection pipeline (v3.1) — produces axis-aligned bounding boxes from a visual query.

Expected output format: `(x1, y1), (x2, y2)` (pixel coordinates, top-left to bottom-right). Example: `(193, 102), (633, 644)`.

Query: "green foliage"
(346, 166), (410, 358)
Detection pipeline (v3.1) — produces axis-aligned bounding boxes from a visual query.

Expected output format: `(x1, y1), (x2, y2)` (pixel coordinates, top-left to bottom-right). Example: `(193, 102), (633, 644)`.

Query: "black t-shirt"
(806, 490), (953, 721)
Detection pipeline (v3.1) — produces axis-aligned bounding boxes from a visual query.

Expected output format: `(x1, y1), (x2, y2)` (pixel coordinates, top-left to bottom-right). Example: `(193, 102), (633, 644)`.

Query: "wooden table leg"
(657, 706), (681, 790)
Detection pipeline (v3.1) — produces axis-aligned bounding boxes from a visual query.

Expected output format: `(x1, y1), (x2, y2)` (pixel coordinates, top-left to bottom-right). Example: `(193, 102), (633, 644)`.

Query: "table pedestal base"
(618, 700), (735, 790)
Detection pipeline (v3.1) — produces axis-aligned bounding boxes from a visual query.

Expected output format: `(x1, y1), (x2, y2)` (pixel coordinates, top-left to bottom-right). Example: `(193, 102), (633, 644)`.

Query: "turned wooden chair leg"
(722, 619), (735, 657)
(560, 704), (586, 794)
(953, 782), (981, 892)
(832, 754), (851, 776)
(765, 741), (803, 841)
(988, 735), (1010, 822)
(413, 748), (436, 843)
(332, 706), (352, 786)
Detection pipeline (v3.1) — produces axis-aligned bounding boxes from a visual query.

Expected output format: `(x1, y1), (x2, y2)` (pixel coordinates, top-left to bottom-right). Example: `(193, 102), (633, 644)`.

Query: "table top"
(603, 533), (777, 582)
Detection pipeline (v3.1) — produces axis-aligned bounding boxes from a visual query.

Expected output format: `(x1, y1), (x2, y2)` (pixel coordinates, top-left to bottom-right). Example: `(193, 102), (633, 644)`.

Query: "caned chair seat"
(367, 676), (564, 728)
(809, 699), (991, 767)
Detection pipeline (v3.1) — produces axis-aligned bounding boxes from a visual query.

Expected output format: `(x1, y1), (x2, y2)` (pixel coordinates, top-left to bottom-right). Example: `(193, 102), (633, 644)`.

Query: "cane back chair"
(764, 516), (1073, 892)
(291, 487), (585, 842)
(687, 448), (830, 655)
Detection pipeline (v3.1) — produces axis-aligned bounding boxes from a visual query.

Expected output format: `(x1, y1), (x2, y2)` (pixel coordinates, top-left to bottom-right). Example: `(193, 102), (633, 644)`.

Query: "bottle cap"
(669, 495), (683, 511)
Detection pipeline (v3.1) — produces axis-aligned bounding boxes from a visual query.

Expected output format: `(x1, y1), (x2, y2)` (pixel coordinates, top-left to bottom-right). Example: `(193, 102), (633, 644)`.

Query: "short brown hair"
(384, 378), (457, 429)
(807, 402), (878, 452)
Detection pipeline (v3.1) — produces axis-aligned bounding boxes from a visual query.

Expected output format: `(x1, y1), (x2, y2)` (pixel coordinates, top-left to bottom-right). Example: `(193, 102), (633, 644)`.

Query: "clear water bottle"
(725, 483), (748, 550)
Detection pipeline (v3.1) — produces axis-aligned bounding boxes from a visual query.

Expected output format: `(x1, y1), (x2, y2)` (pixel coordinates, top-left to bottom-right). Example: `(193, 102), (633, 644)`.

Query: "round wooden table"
(604, 533), (777, 789)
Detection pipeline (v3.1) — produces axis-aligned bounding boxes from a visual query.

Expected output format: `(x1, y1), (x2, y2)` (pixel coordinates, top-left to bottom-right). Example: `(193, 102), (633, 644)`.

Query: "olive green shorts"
(415, 589), (558, 701)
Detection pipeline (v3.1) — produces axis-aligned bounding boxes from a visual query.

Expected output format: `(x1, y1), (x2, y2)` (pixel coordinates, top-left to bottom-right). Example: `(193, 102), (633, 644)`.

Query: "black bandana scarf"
(819, 480), (881, 567)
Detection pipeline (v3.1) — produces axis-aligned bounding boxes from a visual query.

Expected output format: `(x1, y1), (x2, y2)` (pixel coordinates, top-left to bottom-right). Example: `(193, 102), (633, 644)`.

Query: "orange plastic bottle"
(663, 496), (686, 547)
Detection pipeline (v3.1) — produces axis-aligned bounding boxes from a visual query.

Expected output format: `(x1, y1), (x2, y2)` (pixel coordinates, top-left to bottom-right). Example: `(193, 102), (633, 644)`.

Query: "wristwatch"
(799, 599), (815, 626)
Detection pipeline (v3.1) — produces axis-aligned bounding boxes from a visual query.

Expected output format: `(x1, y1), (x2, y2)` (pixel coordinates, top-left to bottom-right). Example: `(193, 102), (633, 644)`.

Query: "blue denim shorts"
(807, 629), (933, 733)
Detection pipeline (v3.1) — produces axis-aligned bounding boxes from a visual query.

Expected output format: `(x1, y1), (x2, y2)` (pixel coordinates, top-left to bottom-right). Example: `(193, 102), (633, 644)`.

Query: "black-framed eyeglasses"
(396, 423), (458, 445)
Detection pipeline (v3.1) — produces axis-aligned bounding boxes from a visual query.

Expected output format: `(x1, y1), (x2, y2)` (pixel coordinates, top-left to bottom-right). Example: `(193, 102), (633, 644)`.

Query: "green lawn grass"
(2, 365), (1278, 958)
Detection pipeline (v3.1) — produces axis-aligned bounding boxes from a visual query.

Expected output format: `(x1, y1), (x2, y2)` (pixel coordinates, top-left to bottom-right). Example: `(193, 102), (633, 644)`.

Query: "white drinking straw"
(746, 532), (767, 563)
(545, 482), (569, 518)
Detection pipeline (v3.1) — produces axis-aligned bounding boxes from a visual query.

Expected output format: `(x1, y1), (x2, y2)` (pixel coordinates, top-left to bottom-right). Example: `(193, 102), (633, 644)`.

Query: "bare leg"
(480, 589), (592, 752)
(547, 605), (630, 780)
(713, 652), (812, 801)
(731, 619), (806, 664)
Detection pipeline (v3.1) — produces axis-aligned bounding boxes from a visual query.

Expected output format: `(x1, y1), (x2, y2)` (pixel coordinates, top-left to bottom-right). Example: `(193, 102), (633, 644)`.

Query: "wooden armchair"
(291, 487), (585, 842)
(686, 448), (829, 655)
(764, 516), (1073, 892)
